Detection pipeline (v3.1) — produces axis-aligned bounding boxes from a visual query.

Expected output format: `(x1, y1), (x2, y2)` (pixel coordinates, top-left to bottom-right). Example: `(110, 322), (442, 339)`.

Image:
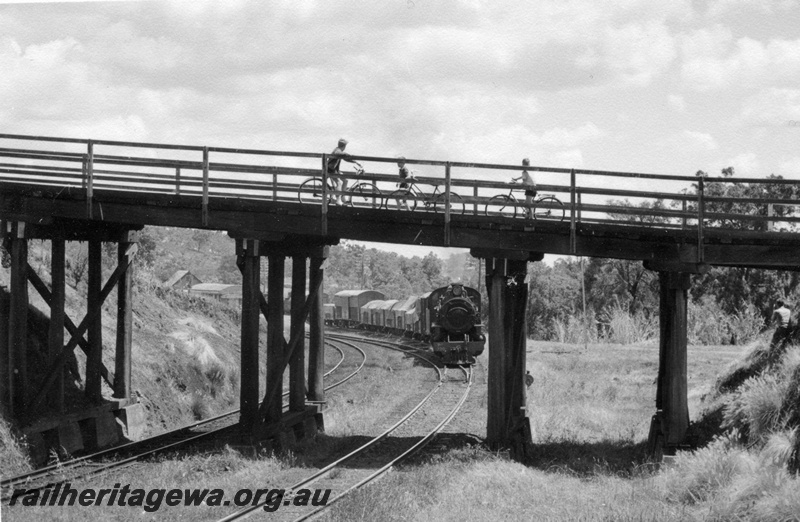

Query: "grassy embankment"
(323, 337), (800, 521)
(7, 332), (799, 521)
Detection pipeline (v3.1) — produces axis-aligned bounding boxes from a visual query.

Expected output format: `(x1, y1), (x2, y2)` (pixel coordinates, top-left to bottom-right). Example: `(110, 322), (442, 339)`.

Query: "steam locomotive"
(324, 283), (485, 364)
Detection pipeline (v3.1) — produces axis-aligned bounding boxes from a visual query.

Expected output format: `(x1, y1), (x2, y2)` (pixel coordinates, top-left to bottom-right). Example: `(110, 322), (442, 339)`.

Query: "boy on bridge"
(511, 157), (537, 219)
(326, 138), (362, 206)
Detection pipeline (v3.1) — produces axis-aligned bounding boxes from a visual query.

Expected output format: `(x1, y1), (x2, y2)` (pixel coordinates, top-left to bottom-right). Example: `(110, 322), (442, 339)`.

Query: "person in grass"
(511, 157), (537, 218)
(770, 298), (792, 352)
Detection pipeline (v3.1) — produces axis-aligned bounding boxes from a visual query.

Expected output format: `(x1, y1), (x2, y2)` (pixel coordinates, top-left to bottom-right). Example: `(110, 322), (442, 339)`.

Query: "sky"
(1, 0), (799, 259)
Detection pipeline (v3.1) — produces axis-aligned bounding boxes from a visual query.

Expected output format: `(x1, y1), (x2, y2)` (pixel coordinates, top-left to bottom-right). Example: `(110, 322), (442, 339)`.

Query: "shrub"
(689, 295), (730, 345)
(191, 392), (212, 420)
(551, 310), (598, 344)
(664, 433), (753, 504)
(603, 302), (657, 344)
(728, 303), (765, 346)
(723, 373), (788, 443)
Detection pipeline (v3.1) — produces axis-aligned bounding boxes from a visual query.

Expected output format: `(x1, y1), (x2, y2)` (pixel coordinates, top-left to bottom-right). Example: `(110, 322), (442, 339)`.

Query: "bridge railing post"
(569, 169), (576, 254)
(202, 147), (209, 227)
(86, 140), (94, 219)
(768, 203), (774, 232)
(175, 167), (181, 195)
(321, 154), (328, 236)
(697, 177), (705, 263)
(444, 162), (451, 246)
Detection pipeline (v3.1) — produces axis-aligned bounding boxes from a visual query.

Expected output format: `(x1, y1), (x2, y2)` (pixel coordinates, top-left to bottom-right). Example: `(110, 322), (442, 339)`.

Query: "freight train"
(323, 283), (485, 364)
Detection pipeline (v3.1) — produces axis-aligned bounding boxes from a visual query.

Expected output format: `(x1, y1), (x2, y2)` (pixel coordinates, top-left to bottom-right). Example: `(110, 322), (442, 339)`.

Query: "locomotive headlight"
(451, 284), (463, 296)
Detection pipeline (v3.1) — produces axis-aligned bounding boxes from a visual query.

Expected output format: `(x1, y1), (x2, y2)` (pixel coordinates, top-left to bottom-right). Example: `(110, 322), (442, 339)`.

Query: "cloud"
(680, 28), (800, 91)
(776, 157), (800, 179)
(739, 88), (800, 127)
(683, 130), (717, 150)
(725, 152), (759, 176)
(668, 94), (686, 112)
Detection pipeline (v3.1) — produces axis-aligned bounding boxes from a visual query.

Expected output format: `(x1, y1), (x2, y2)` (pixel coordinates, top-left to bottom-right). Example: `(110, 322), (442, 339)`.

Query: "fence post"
(175, 167), (181, 195)
(444, 162), (451, 246)
(569, 169), (576, 254)
(697, 177), (705, 263)
(86, 140), (94, 219)
(273, 172), (277, 202)
(321, 154), (328, 236)
(202, 147), (209, 227)
(473, 185), (478, 216)
(577, 191), (582, 223)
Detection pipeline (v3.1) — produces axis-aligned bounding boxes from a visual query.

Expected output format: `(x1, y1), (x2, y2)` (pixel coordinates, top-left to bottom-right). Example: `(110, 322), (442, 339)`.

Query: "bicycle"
(297, 165), (383, 208)
(383, 177), (465, 215)
(484, 182), (565, 222)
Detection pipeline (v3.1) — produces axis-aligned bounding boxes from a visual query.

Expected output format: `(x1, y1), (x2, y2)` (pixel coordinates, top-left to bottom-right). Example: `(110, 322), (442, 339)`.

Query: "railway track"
(0, 338), (365, 502)
(218, 332), (473, 522)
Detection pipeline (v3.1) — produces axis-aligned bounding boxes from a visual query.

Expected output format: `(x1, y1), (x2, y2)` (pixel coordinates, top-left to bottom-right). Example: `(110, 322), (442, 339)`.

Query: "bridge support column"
(86, 239), (103, 403)
(238, 239), (261, 439)
(232, 236), (336, 446)
(113, 232), (137, 401)
(475, 250), (542, 461)
(265, 253), (285, 427)
(49, 238), (66, 412)
(7, 223), (29, 418)
(307, 248), (328, 418)
(289, 255), (307, 415)
(648, 271), (691, 457)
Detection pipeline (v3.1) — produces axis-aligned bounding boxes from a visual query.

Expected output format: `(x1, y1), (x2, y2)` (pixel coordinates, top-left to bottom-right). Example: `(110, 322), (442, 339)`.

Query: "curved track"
(218, 331), (473, 522)
(0, 338), (363, 502)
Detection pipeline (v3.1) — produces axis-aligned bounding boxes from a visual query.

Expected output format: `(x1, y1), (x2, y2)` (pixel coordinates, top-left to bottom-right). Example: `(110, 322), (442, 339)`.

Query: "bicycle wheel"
(298, 178), (326, 205)
(533, 196), (565, 222)
(484, 194), (517, 218)
(431, 192), (465, 215)
(386, 189), (416, 211)
(347, 182), (383, 208)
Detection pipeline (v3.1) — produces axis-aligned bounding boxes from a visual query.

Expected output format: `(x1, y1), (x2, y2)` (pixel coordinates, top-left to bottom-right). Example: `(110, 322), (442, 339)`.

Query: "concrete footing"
(21, 399), (145, 465)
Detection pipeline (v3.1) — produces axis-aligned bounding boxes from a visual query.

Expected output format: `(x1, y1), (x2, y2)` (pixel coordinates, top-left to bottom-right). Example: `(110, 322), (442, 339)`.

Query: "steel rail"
(216, 335), (444, 522)
(0, 339), (354, 500)
(295, 365), (473, 522)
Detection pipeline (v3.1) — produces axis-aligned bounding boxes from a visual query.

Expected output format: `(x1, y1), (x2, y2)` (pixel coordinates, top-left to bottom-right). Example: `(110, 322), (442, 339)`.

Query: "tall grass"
(550, 310), (597, 344)
(0, 416), (32, 476)
(689, 296), (764, 346)
(604, 302), (657, 344)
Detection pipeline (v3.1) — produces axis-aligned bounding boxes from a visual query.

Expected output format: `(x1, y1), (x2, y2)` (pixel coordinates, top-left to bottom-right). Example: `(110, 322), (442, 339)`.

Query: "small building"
(164, 270), (202, 290)
(189, 283), (240, 303)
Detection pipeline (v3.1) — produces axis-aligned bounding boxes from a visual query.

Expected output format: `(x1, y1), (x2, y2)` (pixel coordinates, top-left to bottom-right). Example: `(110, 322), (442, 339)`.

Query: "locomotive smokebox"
(440, 299), (475, 334)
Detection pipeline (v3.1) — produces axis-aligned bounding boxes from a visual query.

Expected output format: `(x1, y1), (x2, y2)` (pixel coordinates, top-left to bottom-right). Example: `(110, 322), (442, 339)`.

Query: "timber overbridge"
(1, 132), (799, 460)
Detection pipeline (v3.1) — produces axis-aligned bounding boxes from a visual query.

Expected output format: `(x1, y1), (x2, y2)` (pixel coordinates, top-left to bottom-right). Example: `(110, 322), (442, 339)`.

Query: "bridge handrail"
(1, 132), (799, 243)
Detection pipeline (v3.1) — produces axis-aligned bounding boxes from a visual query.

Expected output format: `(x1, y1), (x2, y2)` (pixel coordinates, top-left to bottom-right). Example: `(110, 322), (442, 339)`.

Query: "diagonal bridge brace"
(26, 265), (115, 388)
(255, 282), (320, 433)
(235, 253), (320, 434)
(27, 243), (138, 416)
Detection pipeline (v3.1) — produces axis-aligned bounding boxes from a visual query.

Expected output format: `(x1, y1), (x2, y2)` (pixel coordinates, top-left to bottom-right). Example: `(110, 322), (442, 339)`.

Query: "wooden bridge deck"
(1, 133), (799, 269)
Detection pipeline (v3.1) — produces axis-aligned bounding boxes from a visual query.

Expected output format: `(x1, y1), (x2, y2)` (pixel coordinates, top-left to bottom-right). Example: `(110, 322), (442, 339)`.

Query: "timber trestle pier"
(2, 132), (800, 460)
